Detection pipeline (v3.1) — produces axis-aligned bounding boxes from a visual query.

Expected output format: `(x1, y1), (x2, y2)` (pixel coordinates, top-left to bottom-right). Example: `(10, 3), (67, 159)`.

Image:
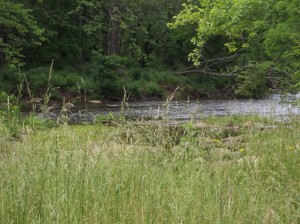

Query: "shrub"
(144, 82), (163, 98)
(0, 66), (20, 93)
(126, 82), (142, 99)
(235, 65), (269, 98)
(130, 68), (143, 81)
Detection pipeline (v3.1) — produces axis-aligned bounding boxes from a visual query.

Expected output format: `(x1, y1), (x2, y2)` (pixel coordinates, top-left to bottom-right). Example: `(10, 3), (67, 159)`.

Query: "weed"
(56, 97), (74, 125)
(0, 93), (20, 137)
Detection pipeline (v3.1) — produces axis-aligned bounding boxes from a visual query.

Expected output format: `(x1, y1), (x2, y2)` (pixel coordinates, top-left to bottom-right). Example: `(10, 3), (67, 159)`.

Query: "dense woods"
(0, 0), (299, 100)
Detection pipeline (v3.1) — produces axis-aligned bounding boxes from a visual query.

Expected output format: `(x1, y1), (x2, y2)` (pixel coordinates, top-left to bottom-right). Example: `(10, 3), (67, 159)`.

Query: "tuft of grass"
(0, 115), (299, 223)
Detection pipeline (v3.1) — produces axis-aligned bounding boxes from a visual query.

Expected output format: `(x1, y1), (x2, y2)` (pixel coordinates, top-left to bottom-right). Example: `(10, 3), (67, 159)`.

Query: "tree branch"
(175, 69), (236, 77)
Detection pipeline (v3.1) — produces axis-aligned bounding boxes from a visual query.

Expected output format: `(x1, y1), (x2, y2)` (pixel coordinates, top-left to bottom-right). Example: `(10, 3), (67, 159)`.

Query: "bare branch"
(201, 49), (243, 65)
(270, 66), (294, 77)
(175, 69), (236, 77)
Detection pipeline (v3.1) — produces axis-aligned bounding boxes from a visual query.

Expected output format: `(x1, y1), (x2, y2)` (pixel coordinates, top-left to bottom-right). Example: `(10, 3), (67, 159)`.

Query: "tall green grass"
(0, 115), (299, 223)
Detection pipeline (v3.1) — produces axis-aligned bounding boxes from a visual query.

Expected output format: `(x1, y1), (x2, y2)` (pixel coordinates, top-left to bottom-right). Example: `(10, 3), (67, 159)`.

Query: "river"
(40, 94), (300, 124)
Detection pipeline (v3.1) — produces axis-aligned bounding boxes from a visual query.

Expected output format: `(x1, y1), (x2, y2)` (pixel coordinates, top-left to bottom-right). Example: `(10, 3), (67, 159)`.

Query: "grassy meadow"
(0, 113), (299, 223)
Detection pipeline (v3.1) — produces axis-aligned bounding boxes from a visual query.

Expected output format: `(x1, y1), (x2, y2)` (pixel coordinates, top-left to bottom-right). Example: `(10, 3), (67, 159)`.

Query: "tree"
(117, 0), (192, 67)
(169, 0), (300, 97)
(0, 0), (42, 67)
(1, 0), (194, 70)
(23, 0), (86, 66)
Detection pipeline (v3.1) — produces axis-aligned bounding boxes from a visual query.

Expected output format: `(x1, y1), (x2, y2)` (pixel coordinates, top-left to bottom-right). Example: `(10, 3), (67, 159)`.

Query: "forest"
(0, 0), (299, 101)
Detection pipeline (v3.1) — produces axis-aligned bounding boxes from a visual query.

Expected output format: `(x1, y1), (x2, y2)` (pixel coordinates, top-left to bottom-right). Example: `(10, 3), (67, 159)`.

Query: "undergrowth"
(0, 65), (231, 102)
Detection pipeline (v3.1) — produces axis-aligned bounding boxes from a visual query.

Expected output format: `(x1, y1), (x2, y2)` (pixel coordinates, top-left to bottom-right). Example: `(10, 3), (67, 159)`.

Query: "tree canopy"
(169, 0), (300, 97)
(0, 0), (43, 67)
(0, 0), (299, 99)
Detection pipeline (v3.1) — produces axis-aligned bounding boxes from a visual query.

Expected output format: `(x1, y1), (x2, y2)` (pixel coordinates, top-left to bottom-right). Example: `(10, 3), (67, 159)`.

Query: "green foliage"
(0, 92), (20, 137)
(234, 64), (269, 98)
(0, 91), (57, 138)
(170, 0), (300, 97)
(0, 66), (20, 92)
(120, 68), (230, 99)
(94, 112), (126, 125)
(144, 82), (164, 98)
(23, 113), (58, 130)
(126, 82), (142, 98)
(9, 0), (190, 69)
(120, 0), (191, 67)
(1, 0), (299, 100)
(0, 1), (43, 67)
(0, 64), (223, 102)
(122, 69), (181, 99)
(89, 54), (126, 79)
(83, 54), (125, 98)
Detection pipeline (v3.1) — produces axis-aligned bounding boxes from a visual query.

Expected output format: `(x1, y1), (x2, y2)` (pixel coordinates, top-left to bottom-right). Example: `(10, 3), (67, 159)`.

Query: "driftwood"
(219, 85), (234, 95)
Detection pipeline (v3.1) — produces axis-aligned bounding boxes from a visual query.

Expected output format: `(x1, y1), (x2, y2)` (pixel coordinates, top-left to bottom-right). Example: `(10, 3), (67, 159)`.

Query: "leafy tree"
(169, 0), (300, 97)
(117, 0), (194, 68)
(1, 0), (193, 70)
(0, 0), (42, 67)
(23, 0), (87, 66)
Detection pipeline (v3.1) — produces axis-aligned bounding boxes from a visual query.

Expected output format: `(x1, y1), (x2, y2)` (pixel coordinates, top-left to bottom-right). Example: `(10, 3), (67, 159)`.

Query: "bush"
(0, 66), (20, 93)
(25, 67), (49, 91)
(126, 82), (142, 99)
(88, 54), (127, 80)
(235, 64), (269, 98)
(97, 78), (123, 99)
(144, 82), (163, 98)
(130, 68), (143, 81)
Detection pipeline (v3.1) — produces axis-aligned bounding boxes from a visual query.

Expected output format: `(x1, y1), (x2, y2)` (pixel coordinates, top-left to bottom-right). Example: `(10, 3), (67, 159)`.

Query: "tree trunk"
(0, 26), (5, 66)
(107, 0), (120, 55)
(78, 12), (84, 64)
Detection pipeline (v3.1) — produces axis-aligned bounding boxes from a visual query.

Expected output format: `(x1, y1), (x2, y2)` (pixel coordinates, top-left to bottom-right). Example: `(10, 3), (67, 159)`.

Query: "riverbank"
(0, 115), (299, 223)
(0, 65), (240, 106)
